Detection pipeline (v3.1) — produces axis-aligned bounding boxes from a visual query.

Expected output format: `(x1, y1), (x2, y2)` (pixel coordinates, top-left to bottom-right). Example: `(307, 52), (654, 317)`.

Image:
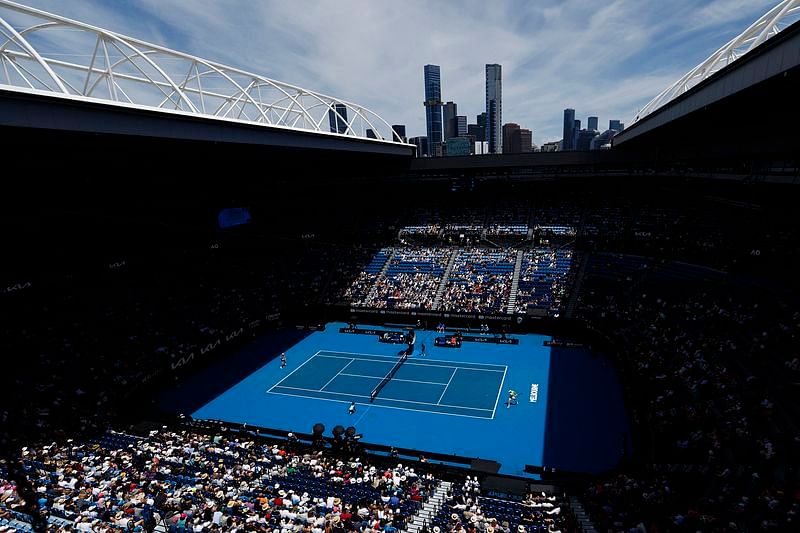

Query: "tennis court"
(169, 322), (629, 476)
(268, 350), (507, 419)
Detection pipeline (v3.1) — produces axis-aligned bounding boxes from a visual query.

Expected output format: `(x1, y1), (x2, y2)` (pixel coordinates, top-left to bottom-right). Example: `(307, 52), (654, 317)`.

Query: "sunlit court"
(171, 322), (628, 477)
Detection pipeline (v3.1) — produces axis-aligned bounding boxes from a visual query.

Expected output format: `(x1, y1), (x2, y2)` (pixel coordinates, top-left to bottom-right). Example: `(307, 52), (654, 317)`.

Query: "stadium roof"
(632, 0), (800, 125)
(0, 0), (408, 145)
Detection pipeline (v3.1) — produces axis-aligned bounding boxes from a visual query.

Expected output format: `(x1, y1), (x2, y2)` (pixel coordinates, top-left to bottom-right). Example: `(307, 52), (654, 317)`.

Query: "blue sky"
(7, 0), (779, 143)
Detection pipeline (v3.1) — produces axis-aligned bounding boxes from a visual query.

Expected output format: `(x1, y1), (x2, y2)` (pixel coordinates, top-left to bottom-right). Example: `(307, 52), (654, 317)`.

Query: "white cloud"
(6, 0), (780, 142)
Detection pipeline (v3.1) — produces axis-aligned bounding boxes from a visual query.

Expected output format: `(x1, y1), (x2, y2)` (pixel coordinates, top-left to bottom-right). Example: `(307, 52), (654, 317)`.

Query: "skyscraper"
(562, 108), (576, 151)
(409, 136), (428, 156)
(423, 65), (443, 156)
(476, 112), (487, 142)
(575, 129), (595, 151)
(445, 137), (471, 156)
(391, 124), (407, 143)
(328, 103), (348, 134)
(502, 123), (520, 154)
(455, 115), (467, 137)
(587, 116), (598, 131)
(485, 64), (502, 153)
(609, 119), (622, 132)
(443, 101), (458, 140)
(510, 128), (533, 153)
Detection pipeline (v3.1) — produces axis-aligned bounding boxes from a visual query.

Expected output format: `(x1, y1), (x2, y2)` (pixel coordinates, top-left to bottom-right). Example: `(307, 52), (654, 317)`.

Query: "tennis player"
(506, 389), (518, 408)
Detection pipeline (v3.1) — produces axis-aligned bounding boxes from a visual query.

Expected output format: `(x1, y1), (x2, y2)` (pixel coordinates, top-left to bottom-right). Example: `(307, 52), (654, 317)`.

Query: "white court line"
(405, 361), (503, 372)
(318, 349), (507, 370)
(271, 384), (493, 412)
(267, 389), (494, 420)
(316, 353), (505, 373)
(268, 350), (323, 392)
(317, 350), (399, 360)
(436, 368), (458, 405)
(353, 405), (371, 426)
(491, 366), (509, 420)
(319, 358), (354, 391)
(338, 372), (448, 386)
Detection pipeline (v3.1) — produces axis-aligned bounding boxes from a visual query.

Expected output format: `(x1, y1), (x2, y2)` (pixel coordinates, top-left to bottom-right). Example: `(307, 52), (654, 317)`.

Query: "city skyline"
(11, 0), (780, 143)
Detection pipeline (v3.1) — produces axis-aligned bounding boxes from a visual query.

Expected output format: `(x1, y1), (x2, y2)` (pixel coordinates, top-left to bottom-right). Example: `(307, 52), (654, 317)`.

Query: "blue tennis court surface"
(176, 321), (629, 477)
(269, 350), (506, 419)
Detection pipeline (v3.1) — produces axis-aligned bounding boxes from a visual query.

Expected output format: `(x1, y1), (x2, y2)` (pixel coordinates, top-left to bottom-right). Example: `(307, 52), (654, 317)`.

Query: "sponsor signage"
(530, 383), (539, 403)
(462, 335), (519, 345)
(170, 312), (279, 371)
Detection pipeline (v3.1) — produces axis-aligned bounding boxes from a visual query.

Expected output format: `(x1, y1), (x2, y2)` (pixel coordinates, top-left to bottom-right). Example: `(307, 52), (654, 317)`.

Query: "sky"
(7, 0), (780, 143)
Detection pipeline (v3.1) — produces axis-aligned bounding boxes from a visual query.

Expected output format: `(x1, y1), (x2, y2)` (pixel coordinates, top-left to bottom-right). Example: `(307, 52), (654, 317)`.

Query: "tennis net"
(370, 352), (408, 402)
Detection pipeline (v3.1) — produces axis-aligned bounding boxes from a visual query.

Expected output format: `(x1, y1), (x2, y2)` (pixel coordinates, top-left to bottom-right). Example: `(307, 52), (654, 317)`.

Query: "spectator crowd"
(348, 246), (573, 316)
(439, 249), (516, 314)
(575, 254), (800, 531)
(1, 427), (439, 532)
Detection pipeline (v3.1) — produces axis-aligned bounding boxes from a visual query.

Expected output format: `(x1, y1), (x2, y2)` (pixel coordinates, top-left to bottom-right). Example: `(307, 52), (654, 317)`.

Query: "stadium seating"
(431, 483), (572, 533)
(487, 207), (531, 237)
(348, 245), (574, 316)
(514, 249), (574, 314)
(362, 248), (452, 310)
(344, 248), (394, 302)
(439, 249), (516, 314)
(574, 253), (798, 531)
(0, 427), (579, 533)
(0, 428), (435, 532)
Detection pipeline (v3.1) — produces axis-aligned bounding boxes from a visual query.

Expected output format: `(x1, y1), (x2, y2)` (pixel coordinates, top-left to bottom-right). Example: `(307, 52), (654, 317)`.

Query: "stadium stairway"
(482, 235), (502, 248)
(506, 250), (525, 314)
(407, 480), (451, 533)
(564, 252), (589, 318)
(365, 248), (396, 302)
(432, 251), (459, 310)
(568, 495), (598, 533)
